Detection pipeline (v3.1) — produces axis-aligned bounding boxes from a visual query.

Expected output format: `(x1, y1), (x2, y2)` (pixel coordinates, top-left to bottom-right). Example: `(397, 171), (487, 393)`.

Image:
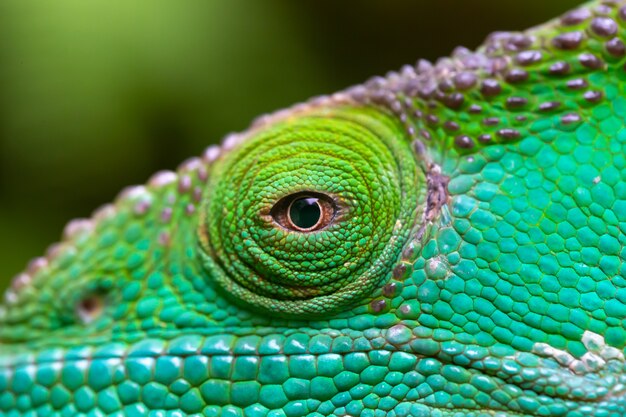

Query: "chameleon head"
(0, 102), (437, 416)
(2, 1), (626, 415)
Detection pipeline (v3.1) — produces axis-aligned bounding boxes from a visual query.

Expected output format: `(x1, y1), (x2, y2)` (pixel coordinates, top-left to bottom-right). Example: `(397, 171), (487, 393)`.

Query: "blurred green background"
(0, 0), (583, 291)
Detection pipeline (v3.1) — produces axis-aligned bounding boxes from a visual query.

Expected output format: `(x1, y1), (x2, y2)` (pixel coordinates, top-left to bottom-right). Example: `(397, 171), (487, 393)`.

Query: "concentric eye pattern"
(199, 107), (423, 316)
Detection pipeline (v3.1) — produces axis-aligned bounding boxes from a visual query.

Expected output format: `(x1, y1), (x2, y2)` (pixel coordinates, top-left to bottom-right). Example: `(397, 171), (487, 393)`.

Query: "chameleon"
(2, 0), (626, 415)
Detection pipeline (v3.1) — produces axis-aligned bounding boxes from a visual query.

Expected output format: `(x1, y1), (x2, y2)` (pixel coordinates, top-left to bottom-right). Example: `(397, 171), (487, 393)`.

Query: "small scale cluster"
(343, 1), (626, 153)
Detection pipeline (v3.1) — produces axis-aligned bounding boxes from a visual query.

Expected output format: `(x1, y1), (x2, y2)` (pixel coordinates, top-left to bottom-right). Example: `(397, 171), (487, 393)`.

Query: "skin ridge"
(343, 1), (624, 160)
(198, 108), (427, 317)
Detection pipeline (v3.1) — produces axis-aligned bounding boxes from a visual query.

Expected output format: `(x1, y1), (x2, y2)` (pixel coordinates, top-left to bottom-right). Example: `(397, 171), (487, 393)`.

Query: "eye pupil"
(289, 197), (321, 229)
(270, 192), (335, 232)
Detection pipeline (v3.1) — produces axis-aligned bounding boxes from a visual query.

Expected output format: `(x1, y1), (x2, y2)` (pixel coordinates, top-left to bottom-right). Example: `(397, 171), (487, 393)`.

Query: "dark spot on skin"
(426, 114), (440, 125)
(562, 113), (582, 124)
(468, 104), (482, 114)
(484, 32), (507, 52)
(402, 240), (421, 260)
(454, 135), (475, 149)
(516, 50), (542, 66)
(584, 90), (604, 103)
(567, 78), (588, 89)
(390, 100), (403, 114)
(28, 258), (47, 275)
(365, 76), (385, 90)
(197, 166), (208, 182)
(349, 86), (368, 102)
(419, 129), (432, 141)
(178, 175), (192, 193)
(478, 134), (492, 143)
(161, 207), (173, 222)
(382, 283), (397, 297)
(552, 31), (584, 50)
(452, 45), (472, 58)
(412, 139), (426, 155)
(591, 17), (618, 37)
(561, 8), (592, 25)
(515, 115), (528, 122)
(438, 79), (454, 93)
(443, 121), (460, 131)
(549, 61), (571, 75)
(77, 293), (106, 324)
(416, 59), (433, 73)
(490, 57), (509, 73)
(481, 79), (502, 96)
(461, 54), (484, 70)
(606, 38), (626, 56)
(425, 170), (449, 222)
(47, 243), (63, 260)
(392, 263), (410, 281)
(453, 72), (477, 90)
(620, 5), (626, 21)
(483, 117), (500, 126)
(399, 304), (412, 315)
(193, 187), (203, 202)
(393, 263), (409, 280)
(10, 273), (31, 294)
(381, 93), (397, 107)
(505, 69), (529, 84)
(418, 83), (437, 99)
(79, 297), (99, 313)
(505, 34), (533, 51)
(441, 92), (465, 109)
(539, 101), (561, 112)
(579, 53), (604, 69)
(497, 129), (521, 140)
(506, 97), (528, 109)
(134, 200), (151, 216)
(158, 231), (171, 246)
(370, 299), (387, 313)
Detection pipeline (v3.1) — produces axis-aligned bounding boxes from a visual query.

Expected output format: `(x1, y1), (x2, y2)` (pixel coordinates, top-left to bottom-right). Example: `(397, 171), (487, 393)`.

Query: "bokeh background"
(0, 0), (584, 291)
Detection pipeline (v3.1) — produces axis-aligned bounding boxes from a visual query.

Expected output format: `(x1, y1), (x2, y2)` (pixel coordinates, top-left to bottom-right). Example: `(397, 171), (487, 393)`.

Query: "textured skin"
(2, 1), (626, 416)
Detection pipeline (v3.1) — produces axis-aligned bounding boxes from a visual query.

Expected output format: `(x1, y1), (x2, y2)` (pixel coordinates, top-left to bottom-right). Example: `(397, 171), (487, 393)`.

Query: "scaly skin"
(2, 1), (626, 416)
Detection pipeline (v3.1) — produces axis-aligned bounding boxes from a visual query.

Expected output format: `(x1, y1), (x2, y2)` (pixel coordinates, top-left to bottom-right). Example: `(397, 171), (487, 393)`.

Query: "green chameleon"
(2, 1), (626, 416)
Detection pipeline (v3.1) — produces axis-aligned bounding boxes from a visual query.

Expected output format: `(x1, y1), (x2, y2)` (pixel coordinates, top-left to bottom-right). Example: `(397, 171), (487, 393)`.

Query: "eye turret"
(199, 107), (426, 317)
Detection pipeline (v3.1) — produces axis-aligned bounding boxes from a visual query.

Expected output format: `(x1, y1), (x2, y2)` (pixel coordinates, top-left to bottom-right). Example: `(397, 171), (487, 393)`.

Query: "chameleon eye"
(270, 192), (336, 232)
(199, 107), (426, 316)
